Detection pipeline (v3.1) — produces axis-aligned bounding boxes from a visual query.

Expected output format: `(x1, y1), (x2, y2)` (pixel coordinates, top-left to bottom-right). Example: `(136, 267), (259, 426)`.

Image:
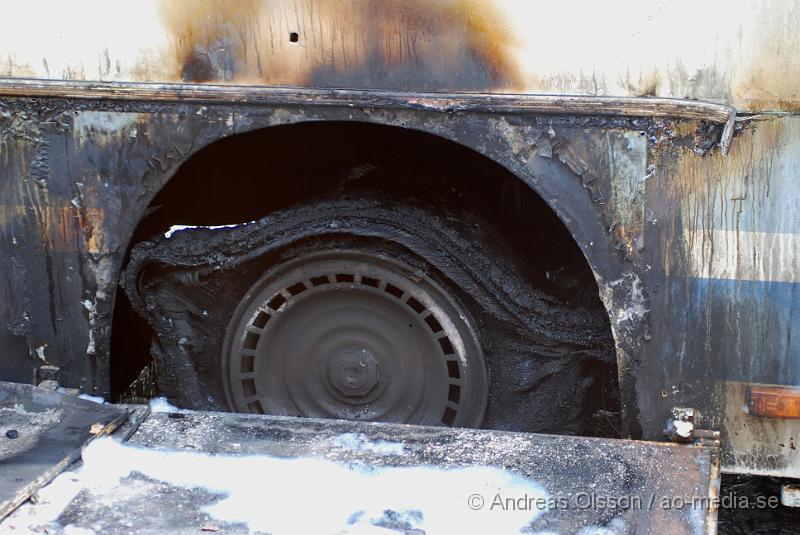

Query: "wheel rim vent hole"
(438, 337), (455, 355)
(242, 378), (257, 397)
(406, 297), (426, 314)
(442, 406), (457, 426)
(361, 276), (380, 288)
(384, 283), (404, 298)
(446, 360), (460, 380)
(243, 331), (260, 350)
(247, 401), (264, 414)
(424, 315), (443, 333)
(253, 311), (270, 329)
(288, 282), (307, 295)
(310, 276), (329, 286)
(268, 294), (287, 310)
(448, 384), (461, 403)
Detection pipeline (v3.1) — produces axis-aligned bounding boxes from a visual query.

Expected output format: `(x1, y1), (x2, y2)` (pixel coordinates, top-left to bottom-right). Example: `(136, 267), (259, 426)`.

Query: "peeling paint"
(82, 299), (97, 356)
(603, 273), (649, 329)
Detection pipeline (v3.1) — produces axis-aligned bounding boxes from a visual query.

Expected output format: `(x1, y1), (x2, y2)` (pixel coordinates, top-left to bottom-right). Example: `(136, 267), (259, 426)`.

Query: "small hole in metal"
(289, 32), (299, 43)
(446, 360), (460, 379)
(247, 401), (264, 414)
(336, 273), (355, 283)
(310, 276), (329, 286)
(241, 355), (255, 373)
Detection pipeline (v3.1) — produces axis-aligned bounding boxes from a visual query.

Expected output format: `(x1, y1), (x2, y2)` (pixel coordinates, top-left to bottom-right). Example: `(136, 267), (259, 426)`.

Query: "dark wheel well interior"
(111, 121), (616, 428)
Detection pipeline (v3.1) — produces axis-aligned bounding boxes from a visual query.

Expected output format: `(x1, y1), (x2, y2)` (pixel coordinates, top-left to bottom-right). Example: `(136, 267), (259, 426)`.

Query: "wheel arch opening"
(111, 120), (619, 436)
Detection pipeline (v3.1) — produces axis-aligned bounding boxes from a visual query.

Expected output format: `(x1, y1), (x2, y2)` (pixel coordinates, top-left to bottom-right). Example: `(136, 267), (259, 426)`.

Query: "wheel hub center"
(327, 347), (380, 398)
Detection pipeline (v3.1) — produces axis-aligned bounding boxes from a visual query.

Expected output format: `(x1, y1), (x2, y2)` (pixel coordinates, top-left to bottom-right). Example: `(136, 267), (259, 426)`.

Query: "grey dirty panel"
(0, 381), (123, 509)
(122, 411), (718, 535)
(56, 472), (252, 535)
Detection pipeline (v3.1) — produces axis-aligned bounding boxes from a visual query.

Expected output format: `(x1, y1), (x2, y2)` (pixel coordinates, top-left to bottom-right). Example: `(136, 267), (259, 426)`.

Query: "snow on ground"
(61, 526), (98, 535)
(76, 393), (106, 404)
(4, 467), (90, 535)
(79, 438), (547, 534)
(147, 396), (190, 414)
(5, 436), (549, 535)
(332, 433), (406, 455)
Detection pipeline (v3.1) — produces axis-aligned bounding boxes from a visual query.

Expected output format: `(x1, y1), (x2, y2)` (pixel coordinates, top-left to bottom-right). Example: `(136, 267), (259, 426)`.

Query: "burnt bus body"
(1, 0), (799, 478)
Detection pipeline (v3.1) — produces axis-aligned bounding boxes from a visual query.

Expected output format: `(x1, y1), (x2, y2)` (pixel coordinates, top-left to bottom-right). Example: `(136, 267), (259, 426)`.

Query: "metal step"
(0, 381), (127, 517)
(0, 382), (720, 534)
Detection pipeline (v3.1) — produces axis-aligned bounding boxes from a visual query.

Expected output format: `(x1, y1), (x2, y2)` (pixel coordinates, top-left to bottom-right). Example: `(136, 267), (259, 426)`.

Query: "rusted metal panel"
(1, 0), (799, 112)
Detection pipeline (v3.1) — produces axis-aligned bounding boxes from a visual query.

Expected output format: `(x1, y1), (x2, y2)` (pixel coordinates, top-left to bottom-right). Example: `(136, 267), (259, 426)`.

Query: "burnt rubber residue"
(123, 197), (614, 434)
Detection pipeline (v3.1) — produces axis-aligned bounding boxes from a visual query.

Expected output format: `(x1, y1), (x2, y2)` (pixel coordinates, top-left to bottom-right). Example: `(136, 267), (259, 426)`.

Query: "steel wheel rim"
(222, 250), (487, 427)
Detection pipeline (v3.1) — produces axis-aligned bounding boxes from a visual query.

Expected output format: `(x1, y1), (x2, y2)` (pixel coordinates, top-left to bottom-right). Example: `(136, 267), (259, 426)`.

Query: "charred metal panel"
(0, 99), (236, 390)
(643, 116), (800, 476)
(0, 94), (649, 401)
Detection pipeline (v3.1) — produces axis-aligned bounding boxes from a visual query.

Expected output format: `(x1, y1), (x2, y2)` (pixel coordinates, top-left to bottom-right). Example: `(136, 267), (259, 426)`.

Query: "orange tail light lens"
(747, 386), (800, 419)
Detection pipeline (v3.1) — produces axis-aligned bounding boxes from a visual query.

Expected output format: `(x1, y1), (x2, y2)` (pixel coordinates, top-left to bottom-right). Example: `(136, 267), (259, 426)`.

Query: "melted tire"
(125, 196), (614, 433)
